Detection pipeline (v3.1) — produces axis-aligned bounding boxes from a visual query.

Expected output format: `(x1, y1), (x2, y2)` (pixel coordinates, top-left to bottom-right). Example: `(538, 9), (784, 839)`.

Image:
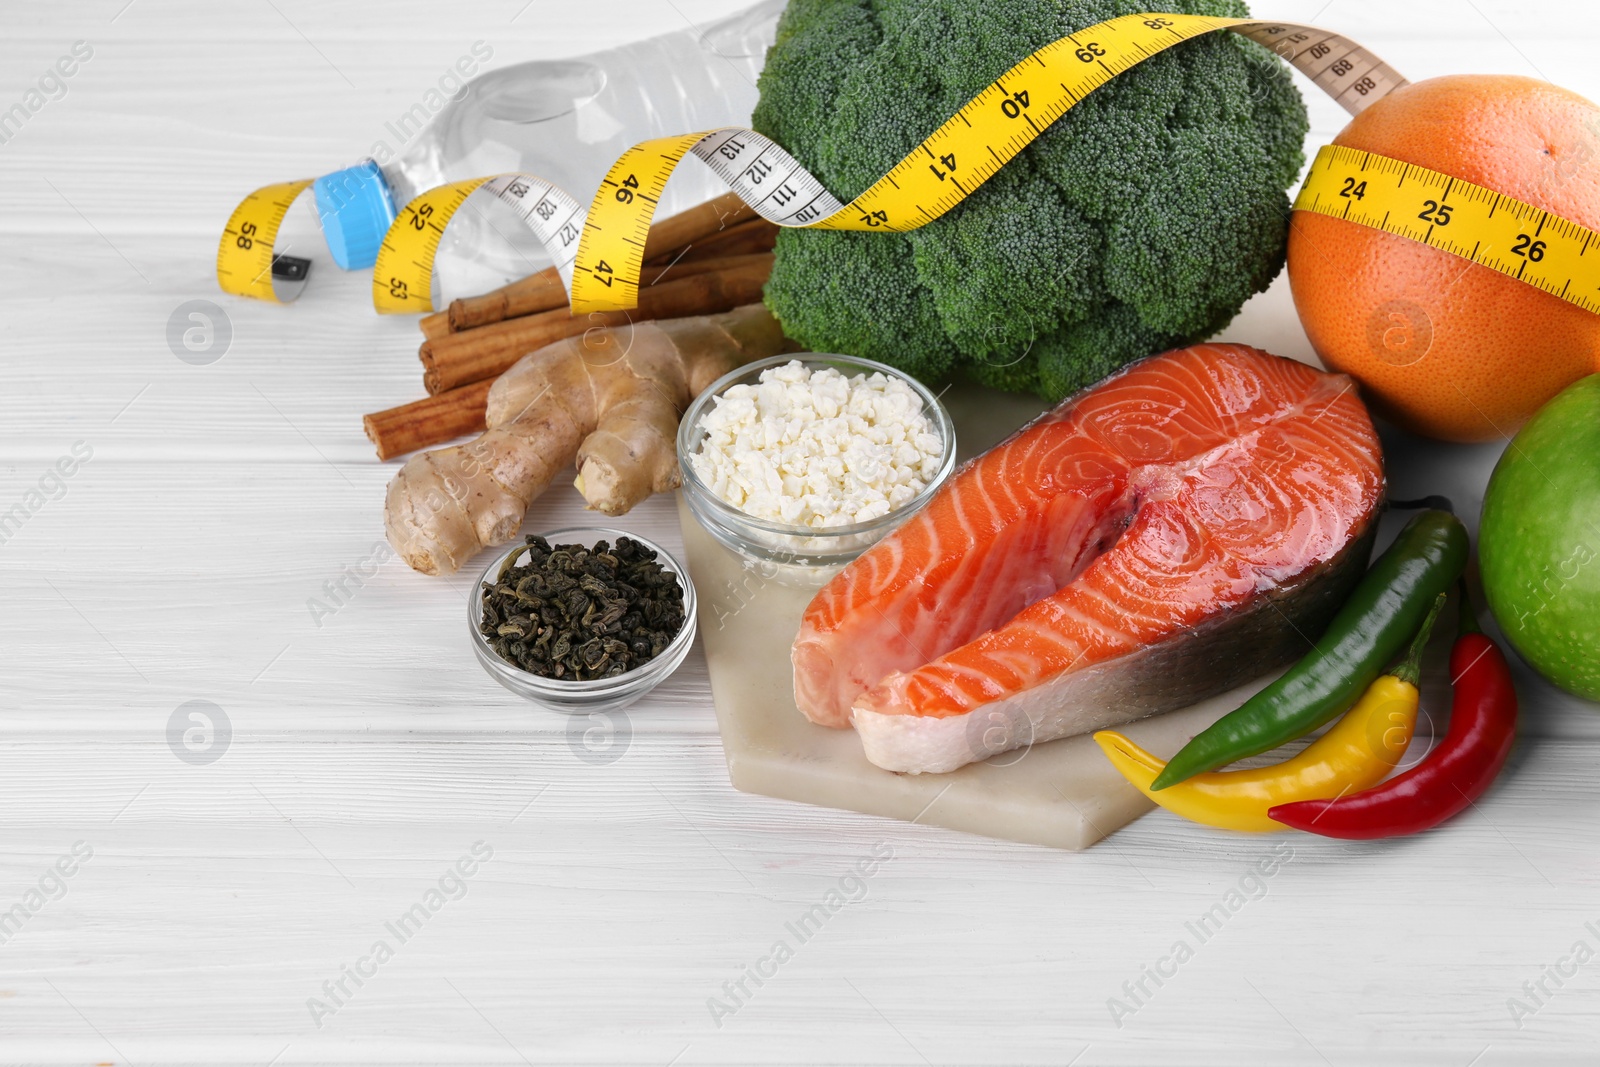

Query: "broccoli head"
(751, 0), (1309, 399)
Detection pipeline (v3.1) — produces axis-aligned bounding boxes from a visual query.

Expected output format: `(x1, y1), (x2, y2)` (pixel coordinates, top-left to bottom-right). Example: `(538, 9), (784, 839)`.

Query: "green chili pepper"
(1150, 509), (1469, 790)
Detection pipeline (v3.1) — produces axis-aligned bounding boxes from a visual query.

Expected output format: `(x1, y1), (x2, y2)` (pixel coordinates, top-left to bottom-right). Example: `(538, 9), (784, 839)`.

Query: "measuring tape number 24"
(566, 12), (1412, 314)
(219, 12), (1600, 324)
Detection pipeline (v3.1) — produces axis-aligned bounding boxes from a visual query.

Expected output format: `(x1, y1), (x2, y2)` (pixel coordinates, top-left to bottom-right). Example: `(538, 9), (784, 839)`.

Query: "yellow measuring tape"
(566, 12), (1410, 313)
(1295, 144), (1600, 314)
(216, 11), (1600, 321)
(219, 12), (1406, 312)
(371, 173), (587, 314)
(216, 179), (312, 303)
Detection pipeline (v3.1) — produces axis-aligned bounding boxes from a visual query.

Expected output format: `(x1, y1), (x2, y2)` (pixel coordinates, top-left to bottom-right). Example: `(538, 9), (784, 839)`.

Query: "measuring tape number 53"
(218, 12), (1600, 325)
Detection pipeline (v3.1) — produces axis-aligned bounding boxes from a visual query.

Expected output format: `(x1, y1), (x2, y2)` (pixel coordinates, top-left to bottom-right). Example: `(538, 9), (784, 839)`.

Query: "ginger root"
(384, 304), (789, 575)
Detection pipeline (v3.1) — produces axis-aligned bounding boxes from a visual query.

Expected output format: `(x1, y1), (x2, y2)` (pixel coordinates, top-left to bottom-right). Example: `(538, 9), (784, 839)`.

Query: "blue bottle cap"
(313, 160), (396, 271)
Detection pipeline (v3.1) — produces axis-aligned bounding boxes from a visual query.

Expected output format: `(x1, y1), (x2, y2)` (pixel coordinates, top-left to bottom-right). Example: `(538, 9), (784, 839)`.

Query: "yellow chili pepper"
(1095, 675), (1421, 833)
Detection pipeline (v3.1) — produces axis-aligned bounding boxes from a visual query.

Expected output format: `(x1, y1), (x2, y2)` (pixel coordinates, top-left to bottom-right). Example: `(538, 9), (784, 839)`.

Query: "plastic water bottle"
(311, 0), (782, 301)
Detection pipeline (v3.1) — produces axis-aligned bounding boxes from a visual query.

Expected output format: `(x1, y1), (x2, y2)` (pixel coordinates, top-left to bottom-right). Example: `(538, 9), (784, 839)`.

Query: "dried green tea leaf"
(479, 535), (687, 681)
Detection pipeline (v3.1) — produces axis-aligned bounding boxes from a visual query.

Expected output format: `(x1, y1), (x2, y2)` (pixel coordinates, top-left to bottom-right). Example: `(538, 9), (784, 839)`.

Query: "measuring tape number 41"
(217, 12), (1600, 324)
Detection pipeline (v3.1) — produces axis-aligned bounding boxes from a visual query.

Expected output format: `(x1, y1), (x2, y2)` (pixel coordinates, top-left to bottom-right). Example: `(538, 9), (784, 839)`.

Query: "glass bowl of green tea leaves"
(470, 527), (697, 713)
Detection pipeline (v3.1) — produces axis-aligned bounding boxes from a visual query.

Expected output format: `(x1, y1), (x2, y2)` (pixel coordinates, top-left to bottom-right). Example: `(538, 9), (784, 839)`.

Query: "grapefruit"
(1288, 75), (1600, 442)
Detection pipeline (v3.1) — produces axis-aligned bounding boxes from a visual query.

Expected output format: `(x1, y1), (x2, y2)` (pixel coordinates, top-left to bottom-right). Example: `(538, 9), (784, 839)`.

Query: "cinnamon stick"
(443, 192), (760, 333)
(619, 247), (773, 296)
(446, 265), (569, 333)
(421, 253), (774, 395)
(419, 310), (452, 340)
(669, 216), (779, 264)
(363, 379), (493, 461)
(638, 191), (757, 260)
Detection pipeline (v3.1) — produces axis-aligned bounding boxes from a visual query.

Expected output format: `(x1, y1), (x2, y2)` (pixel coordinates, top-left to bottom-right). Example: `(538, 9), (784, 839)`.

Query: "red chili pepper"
(1268, 588), (1518, 839)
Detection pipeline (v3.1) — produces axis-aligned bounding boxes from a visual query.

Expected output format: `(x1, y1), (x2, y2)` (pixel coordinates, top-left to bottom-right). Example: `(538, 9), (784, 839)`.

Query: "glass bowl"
(468, 526), (697, 713)
(676, 353), (957, 575)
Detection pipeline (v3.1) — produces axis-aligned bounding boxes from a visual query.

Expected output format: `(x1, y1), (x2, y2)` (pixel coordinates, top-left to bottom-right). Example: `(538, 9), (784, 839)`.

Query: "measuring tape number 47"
(218, 12), (1600, 324)
(565, 12), (1412, 314)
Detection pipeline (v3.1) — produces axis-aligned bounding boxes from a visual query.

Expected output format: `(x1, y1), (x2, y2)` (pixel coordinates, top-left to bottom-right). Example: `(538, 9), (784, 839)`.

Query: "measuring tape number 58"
(218, 12), (1600, 325)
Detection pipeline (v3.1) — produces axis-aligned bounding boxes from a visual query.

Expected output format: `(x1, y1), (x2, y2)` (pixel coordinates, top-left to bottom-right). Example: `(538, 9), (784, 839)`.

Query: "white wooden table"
(3, 1), (1599, 1062)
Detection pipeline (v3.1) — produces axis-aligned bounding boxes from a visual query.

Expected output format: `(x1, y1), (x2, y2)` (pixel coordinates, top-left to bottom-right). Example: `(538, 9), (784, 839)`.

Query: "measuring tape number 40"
(217, 12), (1600, 323)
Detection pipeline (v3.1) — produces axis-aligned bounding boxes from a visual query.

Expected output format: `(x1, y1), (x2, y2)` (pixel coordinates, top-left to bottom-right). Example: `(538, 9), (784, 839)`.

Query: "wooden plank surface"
(2, 1), (1599, 1062)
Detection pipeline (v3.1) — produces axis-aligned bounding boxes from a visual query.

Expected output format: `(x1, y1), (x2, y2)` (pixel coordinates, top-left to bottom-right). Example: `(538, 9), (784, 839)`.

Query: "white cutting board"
(677, 383), (1281, 850)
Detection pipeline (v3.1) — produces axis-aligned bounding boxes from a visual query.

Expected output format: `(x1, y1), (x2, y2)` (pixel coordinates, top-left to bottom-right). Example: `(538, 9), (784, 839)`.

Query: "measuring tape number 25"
(357, 12), (1411, 317)
(565, 12), (1411, 314)
(1295, 145), (1600, 315)
(220, 12), (1600, 324)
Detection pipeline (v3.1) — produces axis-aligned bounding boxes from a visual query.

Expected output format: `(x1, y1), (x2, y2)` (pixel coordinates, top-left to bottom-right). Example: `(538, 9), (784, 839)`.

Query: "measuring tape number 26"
(219, 12), (1600, 324)
(565, 12), (1411, 314)
(360, 12), (1407, 317)
(1295, 144), (1600, 315)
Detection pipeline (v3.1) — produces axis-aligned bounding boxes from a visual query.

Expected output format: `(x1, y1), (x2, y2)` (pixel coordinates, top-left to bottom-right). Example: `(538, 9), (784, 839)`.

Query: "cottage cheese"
(687, 361), (944, 527)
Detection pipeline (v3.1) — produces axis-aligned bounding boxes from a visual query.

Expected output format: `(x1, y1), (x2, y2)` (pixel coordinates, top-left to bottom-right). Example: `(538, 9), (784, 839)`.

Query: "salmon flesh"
(791, 344), (1385, 774)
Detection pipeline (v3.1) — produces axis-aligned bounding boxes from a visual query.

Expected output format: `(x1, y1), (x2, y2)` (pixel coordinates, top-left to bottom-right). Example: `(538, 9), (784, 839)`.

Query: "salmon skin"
(791, 344), (1384, 774)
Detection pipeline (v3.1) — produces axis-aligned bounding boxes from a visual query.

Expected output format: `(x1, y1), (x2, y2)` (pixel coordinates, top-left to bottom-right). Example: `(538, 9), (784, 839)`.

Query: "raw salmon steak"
(792, 344), (1384, 774)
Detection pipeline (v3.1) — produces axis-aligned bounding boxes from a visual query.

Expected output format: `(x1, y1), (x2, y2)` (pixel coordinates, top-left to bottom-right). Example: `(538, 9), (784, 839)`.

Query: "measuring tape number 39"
(567, 12), (1413, 314)
(217, 12), (1600, 324)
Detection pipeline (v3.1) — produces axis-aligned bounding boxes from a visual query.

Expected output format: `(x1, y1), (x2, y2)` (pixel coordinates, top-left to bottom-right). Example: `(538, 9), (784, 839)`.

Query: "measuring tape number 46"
(218, 12), (1600, 323)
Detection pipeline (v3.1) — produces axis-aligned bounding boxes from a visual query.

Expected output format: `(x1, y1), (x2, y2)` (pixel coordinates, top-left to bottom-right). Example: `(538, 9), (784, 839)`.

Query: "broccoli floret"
(763, 225), (960, 384)
(908, 159), (1102, 357)
(1034, 301), (1173, 399)
(751, 0), (1309, 400)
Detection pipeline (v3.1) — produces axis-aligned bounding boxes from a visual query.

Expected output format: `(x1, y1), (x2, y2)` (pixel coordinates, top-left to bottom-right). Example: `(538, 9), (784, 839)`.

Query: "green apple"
(1480, 374), (1600, 702)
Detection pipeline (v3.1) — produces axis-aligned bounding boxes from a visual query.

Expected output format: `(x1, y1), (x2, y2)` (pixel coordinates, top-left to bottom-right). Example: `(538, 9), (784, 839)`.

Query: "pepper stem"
(1457, 577), (1482, 636)
(1392, 593), (1447, 688)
